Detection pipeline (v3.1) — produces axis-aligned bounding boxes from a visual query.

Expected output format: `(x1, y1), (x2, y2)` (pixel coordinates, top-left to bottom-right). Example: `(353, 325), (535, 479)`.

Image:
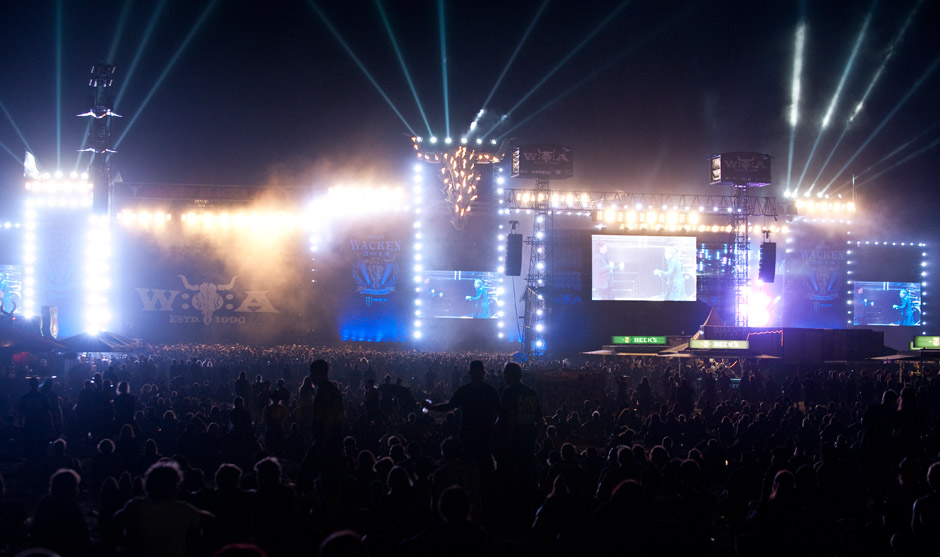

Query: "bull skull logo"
(178, 275), (239, 325)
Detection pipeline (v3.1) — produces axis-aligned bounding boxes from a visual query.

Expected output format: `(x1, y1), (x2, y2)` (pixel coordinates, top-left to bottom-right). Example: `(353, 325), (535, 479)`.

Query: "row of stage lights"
(117, 186), (413, 231)
(24, 171), (92, 194)
(414, 136), (498, 146)
(844, 241), (929, 330)
(792, 199), (856, 214)
(411, 164), (426, 339)
(116, 210), (302, 230)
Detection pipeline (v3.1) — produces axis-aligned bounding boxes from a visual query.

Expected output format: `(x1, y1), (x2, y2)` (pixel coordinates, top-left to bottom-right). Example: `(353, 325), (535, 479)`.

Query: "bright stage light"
(790, 23), (805, 127)
(430, 137), (438, 144)
(444, 137), (452, 144)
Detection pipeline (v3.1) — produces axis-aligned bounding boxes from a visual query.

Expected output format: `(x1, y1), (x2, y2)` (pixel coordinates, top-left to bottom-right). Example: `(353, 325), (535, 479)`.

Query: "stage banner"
(34, 214), (85, 338)
(782, 230), (846, 328)
(119, 227), (305, 344)
(321, 216), (411, 342)
(511, 144), (574, 179)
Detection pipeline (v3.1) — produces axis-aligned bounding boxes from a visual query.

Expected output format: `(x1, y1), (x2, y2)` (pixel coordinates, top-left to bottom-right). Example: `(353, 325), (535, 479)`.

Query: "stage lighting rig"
(411, 136), (505, 230)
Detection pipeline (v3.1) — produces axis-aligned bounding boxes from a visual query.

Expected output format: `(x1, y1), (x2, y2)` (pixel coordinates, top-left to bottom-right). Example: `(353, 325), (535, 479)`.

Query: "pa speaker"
(759, 242), (776, 283)
(506, 234), (523, 276)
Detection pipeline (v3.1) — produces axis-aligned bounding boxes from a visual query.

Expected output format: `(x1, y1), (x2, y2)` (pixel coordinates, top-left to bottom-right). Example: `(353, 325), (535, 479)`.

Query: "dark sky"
(1, 0), (938, 232)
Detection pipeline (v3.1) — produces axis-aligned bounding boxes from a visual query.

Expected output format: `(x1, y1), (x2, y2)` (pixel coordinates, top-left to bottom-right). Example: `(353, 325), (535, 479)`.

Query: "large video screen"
(421, 270), (500, 319)
(591, 235), (697, 301)
(853, 281), (922, 326)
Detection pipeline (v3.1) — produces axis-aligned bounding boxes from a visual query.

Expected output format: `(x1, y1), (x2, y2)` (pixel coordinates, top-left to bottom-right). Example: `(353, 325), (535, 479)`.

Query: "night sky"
(1, 1), (938, 236)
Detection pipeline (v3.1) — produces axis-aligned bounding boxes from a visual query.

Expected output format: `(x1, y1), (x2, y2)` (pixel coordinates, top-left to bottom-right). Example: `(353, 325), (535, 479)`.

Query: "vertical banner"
(331, 217), (410, 342)
(36, 214), (85, 337)
(782, 228), (846, 328)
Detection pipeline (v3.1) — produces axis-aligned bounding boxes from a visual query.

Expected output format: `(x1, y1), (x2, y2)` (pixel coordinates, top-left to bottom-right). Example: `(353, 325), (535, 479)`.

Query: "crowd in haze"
(0, 344), (939, 556)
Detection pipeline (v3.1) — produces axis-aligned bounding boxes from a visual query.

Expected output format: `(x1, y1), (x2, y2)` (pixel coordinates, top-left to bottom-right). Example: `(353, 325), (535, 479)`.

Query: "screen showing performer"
(852, 281), (921, 326)
(422, 270), (499, 319)
(591, 235), (696, 301)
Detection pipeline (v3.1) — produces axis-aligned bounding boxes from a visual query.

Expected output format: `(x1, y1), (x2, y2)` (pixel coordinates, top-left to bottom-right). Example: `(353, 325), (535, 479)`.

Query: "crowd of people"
(0, 343), (938, 556)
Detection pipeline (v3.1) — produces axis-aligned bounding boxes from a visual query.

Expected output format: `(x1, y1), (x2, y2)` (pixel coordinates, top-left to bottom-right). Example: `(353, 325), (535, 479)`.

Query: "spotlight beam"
(823, 54), (940, 191)
(0, 100), (34, 154)
(106, 0), (135, 62)
(303, 1), (416, 136)
(0, 141), (21, 163)
(786, 22), (806, 193)
(438, 0), (450, 138)
(855, 134), (940, 188)
(375, 0), (432, 136)
(821, 8), (871, 129)
(849, 0), (922, 124)
(829, 120), (940, 194)
(113, 0), (170, 113)
(55, 0), (63, 169)
(497, 4), (695, 141)
(479, 0), (549, 111)
(483, 1), (631, 139)
(798, 7), (872, 194)
(76, 0), (143, 171)
(115, 0), (221, 148)
(816, 1), (922, 194)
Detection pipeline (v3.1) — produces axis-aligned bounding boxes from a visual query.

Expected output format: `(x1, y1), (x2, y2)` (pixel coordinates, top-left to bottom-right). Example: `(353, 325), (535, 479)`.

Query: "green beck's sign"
(689, 339), (749, 350)
(912, 336), (940, 349)
(612, 336), (667, 345)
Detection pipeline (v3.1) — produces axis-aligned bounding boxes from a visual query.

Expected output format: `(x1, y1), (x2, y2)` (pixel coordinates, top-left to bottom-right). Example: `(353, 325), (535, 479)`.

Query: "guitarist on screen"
(653, 246), (686, 301)
(892, 288), (915, 326)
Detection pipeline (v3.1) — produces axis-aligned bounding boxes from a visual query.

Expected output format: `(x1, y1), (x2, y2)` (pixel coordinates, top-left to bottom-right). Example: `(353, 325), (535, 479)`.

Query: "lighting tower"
(524, 176), (551, 357)
(509, 144), (574, 359)
(80, 63), (119, 215)
(708, 152), (773, 327)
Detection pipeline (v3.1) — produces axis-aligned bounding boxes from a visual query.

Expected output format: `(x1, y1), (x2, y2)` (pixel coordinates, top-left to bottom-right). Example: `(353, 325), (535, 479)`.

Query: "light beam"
(0, 100), (34, 155)
(376, 0), (432, 136)
(849, 0), (921, 123)
(829, 120), (940, 195)
(479, 0), (548, 115)
(484, 1), (631, 139)
(438, 0), (450, 139)
(854, 134), (940, 188)
(55, 0), (63, 169)
(498, 3), (695, 140)
(786, 22), (806, 193)
(302, 1), (415, 136)
(797, 7), (872, 194)
(823, 54), (940, 191)
(0, 141), (21, 163)
(76, 0), (141, 171)
(115, 1), (220, 148)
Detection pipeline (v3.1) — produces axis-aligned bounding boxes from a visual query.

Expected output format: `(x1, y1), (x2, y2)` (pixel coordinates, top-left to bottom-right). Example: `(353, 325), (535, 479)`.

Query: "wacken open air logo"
(351, 236), (400, 297)
(801, 243), (845, 307)
(135, 275), (279, 325)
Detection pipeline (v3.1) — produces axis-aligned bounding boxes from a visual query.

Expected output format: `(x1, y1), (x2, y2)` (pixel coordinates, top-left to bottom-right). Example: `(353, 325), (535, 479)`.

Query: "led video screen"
(591, 235), (697, 301)
(421, 270), (500, 319)
(853, 281), (921, 326)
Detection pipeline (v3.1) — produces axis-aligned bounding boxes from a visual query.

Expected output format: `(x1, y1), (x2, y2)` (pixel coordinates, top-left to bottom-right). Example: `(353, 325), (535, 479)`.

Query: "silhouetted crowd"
(0, 344), (939, 556)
